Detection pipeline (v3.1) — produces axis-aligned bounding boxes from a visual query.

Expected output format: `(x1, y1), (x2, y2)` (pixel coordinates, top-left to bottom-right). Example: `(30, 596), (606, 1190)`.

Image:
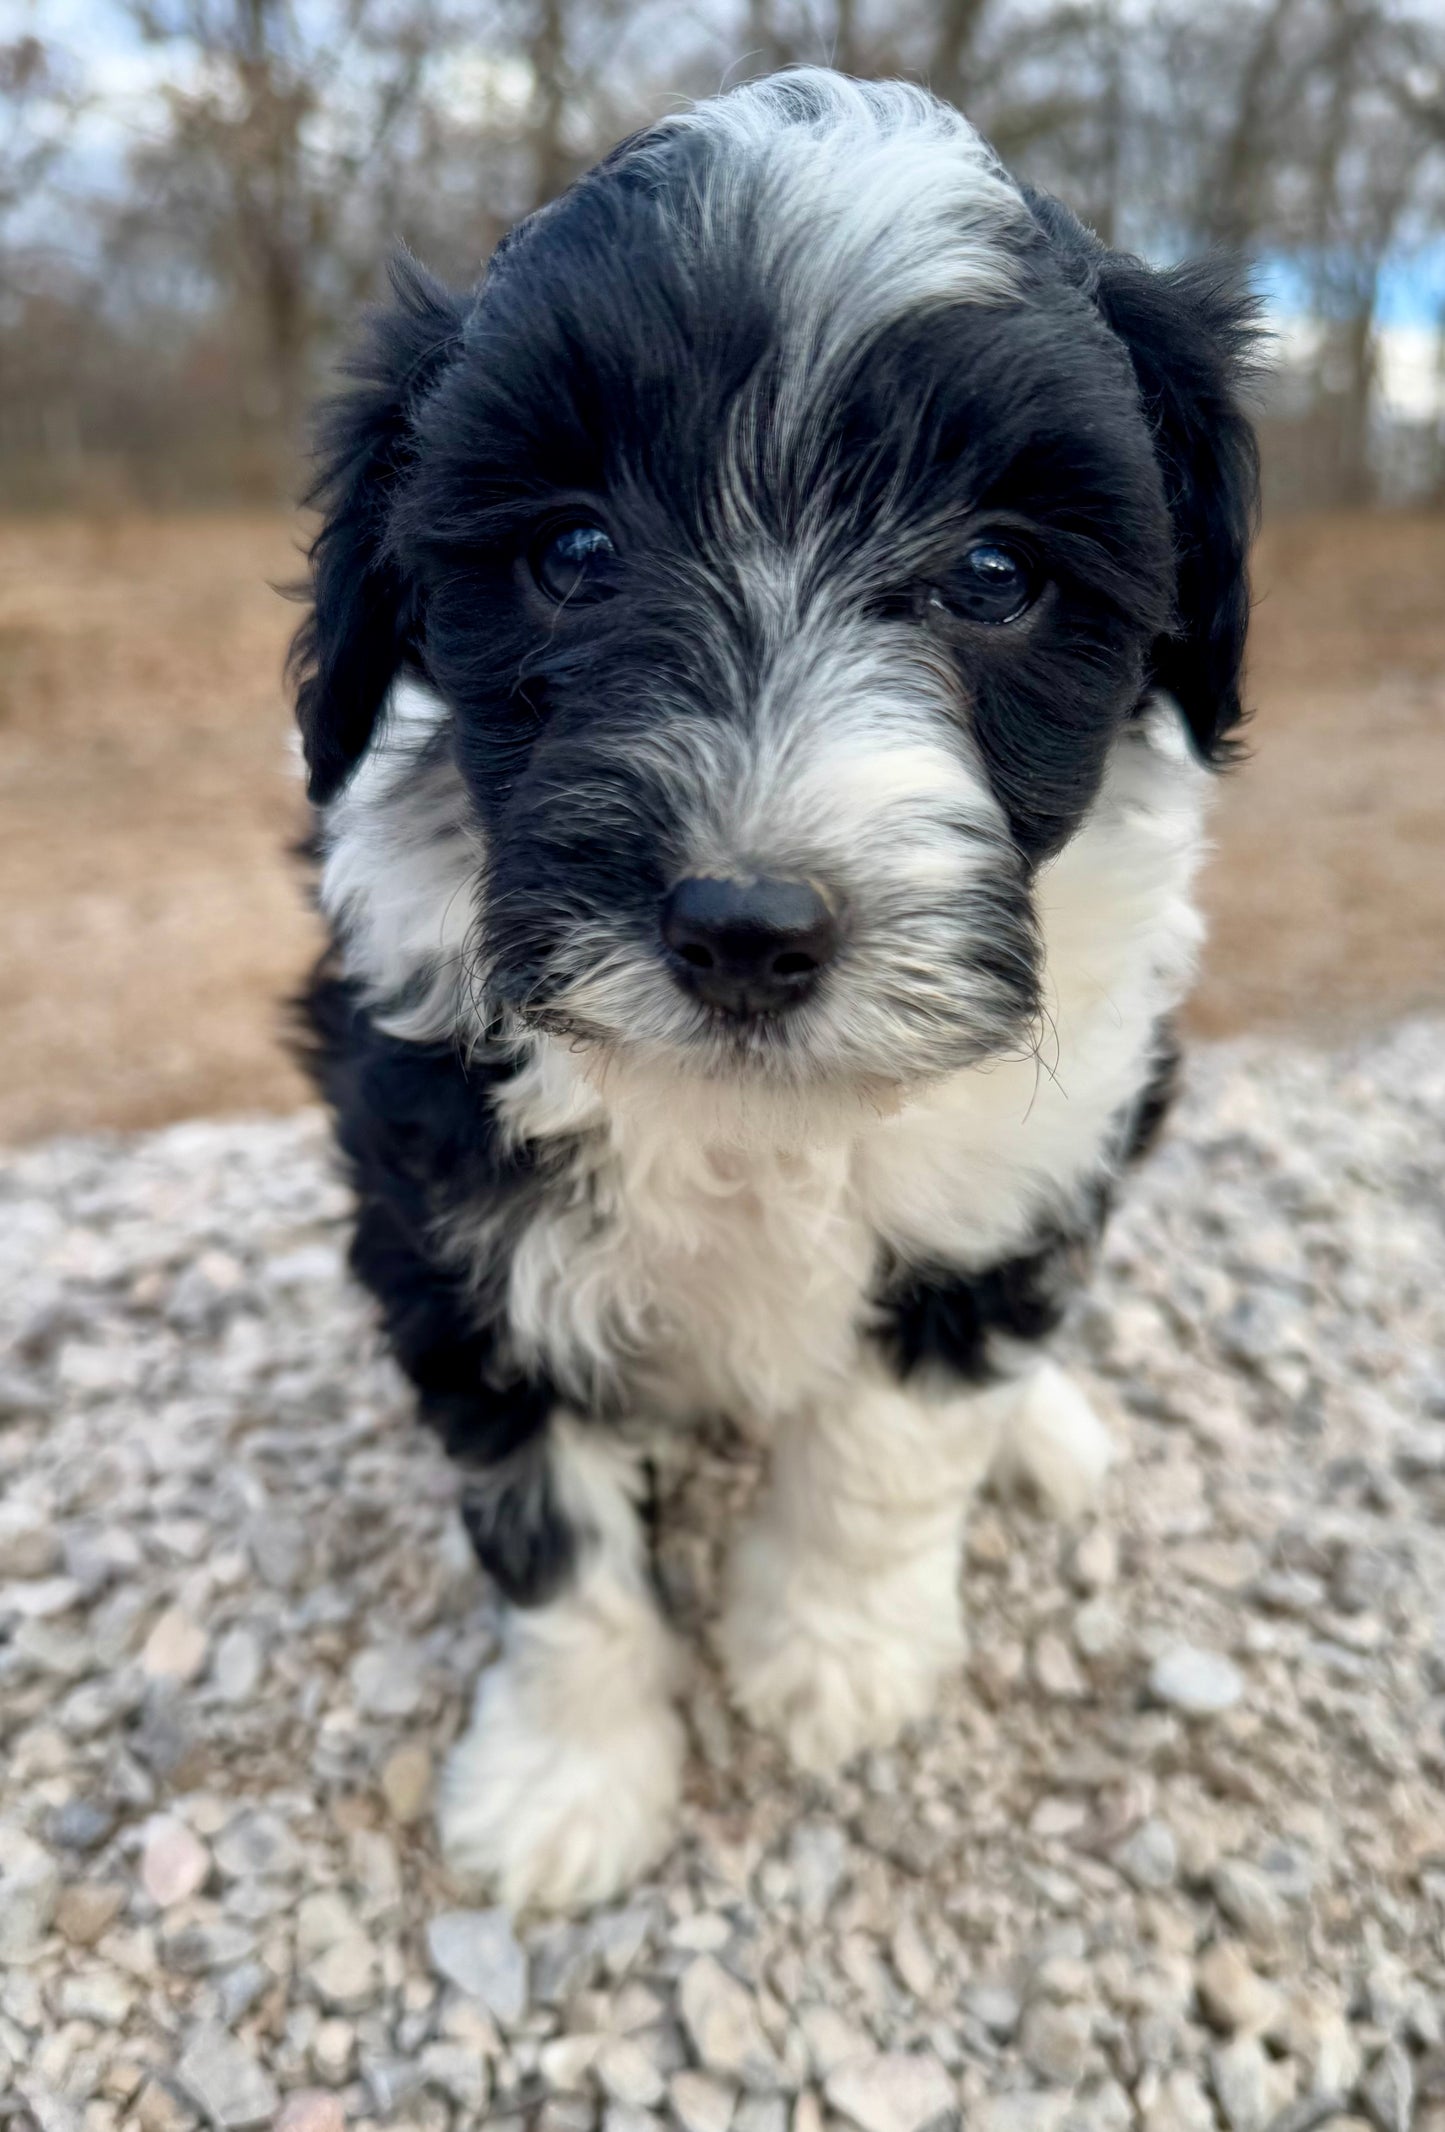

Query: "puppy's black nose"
(661, 876), (838, 1017)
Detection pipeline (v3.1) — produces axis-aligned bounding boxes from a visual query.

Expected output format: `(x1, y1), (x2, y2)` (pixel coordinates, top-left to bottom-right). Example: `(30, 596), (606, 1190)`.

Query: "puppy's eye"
(929, 542), (1037, 626)
(531, 520), (620, 605)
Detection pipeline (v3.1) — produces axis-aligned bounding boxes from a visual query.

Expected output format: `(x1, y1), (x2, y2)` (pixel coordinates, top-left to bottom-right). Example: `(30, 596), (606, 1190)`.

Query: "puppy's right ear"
(290, 254), (466, 804)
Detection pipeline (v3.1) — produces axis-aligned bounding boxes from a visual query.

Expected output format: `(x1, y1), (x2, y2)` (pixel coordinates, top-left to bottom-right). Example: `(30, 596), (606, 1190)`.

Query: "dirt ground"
(1, 508), (1442, 1144)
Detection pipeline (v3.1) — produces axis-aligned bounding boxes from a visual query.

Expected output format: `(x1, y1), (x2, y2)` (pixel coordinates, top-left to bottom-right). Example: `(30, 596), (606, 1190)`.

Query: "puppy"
(291, 69), (1258, 1910)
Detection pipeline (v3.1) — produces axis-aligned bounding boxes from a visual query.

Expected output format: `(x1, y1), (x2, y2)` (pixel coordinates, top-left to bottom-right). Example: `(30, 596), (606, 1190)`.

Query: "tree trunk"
(529, 0), (571, 210)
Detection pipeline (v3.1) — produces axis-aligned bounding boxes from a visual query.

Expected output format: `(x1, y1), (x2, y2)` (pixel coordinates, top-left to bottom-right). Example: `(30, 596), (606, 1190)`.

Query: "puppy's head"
(294, 70), (1258, 1092)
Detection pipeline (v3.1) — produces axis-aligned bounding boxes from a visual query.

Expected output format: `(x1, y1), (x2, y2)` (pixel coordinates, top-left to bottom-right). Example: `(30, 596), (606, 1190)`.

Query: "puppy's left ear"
(1091, 252), (1262, 760)
(290, 254), (467, 804)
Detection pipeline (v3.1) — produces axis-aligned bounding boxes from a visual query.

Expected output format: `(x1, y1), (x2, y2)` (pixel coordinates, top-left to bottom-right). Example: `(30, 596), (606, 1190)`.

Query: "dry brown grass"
(0, 514), (319, 1143)
(2, 507), (1442, 1144)
(1191, 511), (1445, 1037)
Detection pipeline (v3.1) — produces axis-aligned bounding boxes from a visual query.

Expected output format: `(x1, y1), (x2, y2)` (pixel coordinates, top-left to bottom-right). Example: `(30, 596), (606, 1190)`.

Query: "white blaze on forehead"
(649, 70), (1028, 366)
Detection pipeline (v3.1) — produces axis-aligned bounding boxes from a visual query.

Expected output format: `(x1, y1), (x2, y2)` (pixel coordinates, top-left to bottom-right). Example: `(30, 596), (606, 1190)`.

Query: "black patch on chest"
(878, 1207), (1103, 1384)
(875, 1023), (1179, 1383)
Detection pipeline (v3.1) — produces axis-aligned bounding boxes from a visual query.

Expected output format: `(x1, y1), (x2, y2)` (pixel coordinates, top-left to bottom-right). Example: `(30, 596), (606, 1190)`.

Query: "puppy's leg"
(720, 1359), (1110, 1774)
(301, 994), (684, 1909)
(719, 1366), (996, 1772)
(441, 1414), (686, 1912)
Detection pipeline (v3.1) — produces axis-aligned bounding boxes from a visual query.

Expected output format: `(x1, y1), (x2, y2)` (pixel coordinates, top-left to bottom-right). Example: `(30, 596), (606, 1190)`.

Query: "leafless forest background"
(5, 0), (1445, 509)
(2, 0), (1444, 1141)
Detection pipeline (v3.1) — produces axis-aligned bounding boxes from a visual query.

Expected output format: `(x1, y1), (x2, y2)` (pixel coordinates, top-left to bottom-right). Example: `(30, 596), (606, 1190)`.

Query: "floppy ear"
(290, 254), (467, 804)
(1092, 253), (1262, 760)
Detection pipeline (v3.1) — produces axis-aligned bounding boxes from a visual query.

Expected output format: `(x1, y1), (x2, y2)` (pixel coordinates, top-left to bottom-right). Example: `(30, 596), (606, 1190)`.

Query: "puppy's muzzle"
(660, 875), (839, 1019)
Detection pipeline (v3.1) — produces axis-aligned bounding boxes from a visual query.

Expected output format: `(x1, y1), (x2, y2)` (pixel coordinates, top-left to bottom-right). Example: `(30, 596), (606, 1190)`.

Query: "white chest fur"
(484, 708), (1209, 1427)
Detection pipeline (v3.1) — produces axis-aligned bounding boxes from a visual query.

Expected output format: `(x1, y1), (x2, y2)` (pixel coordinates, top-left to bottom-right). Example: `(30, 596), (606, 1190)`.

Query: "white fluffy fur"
(719, 1357), (1110, 1771)
(319, 678), (483, 1044)
(990, 1356), (1117, 1518)
(653, 74), (1026, 392)
(438, 1417), (686, 1911)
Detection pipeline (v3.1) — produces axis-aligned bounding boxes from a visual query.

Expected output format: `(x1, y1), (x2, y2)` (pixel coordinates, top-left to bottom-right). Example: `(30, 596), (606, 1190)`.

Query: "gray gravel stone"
(53, 1879), (126, 1945)
(1067, 1527), (1119, 1593)
(1143, 2070), (1215, 2132)
(175, 2022), (279, 2129)
(603, 2109), (663, 2132)
(1073, 1595), (1127, 1660)
(1034, 1631), (1088, 1700)
(1271, 1993), (1361, 2096)
(539, 2104), (598, 2132)
(541, 2033), (606, 2091)
(48, 1793), (117, 1849)
(0, 1503), (62, 1578)
(787, 1820), (849, 1921)
(824, 2052), (956, 2132)
(1114, 1818), (1180, 1890)
(56, 1967), (135, 2025)
(670, 2070), (739, 2132)
(961, 1986), (1018, 2041)
(1357, 2043), (1413, 2132)
(1212, 1860), (1288, 1951)
(304, 1929), (380, 2012)
(1195, 1943), (1281, 2036)
(1149, 1644), (1245, 1716)
(141, 1605), (209, 1683)
(209, 1627), (264, 1703)
(427, 1906), (529, 2026)
(308, 2019), (357, 2085)
(350, 1639), (428, 1718)
(597, 2038), (668, 2110)
(734, 2099), (788, 2132)
(974, 2099), (1069, 2132)
(214, 1807), (301, 1882)
(1021, 1999), (1092, 2084)
(801, 2006), (871, 2080)
(679, 1957), (784, 2091)
(380, 1741), (434, 1823)
(0, 1823), (60, 1960)
(140, 1815), (211, 1906)
(273, 2096), (346, 2132)
(135, 2077), (201, 2132)
(1210, 2037), (1272, 2132)
(161, 1914), (259, 1975)
(419, 2039), (491, 2111)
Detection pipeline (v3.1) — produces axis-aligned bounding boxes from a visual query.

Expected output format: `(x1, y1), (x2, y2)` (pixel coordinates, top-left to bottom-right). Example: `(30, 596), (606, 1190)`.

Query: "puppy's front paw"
(439, 1660), (685, 1912)
(718, 1522), (964, 1774)
(991, 1361), (1114, 1520)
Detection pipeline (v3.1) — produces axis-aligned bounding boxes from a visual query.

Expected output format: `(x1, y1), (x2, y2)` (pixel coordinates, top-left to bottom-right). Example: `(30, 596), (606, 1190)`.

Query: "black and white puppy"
(292, 69), (1258, 1910)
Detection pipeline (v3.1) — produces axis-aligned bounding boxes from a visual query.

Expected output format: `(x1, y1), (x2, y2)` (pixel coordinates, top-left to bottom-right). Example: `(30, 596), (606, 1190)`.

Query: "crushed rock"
(2, 1023), (1445, 2130)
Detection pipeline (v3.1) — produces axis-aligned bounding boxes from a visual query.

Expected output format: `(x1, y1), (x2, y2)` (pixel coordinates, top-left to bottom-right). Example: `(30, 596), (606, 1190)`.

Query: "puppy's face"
(299, 74), (1257, 1092)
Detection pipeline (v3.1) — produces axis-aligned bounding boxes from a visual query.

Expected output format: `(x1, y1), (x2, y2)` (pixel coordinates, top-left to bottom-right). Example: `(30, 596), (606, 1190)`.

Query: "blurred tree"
(117, 0), (444, 443)
(0, 34), (88, 481)
(0, 35), (72, 241)
(3, 0), (1443, 503)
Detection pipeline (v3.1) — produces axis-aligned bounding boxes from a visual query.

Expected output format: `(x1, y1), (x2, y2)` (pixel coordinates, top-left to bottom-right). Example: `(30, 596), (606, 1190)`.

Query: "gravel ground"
(3, 1020), (1445, 2132)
